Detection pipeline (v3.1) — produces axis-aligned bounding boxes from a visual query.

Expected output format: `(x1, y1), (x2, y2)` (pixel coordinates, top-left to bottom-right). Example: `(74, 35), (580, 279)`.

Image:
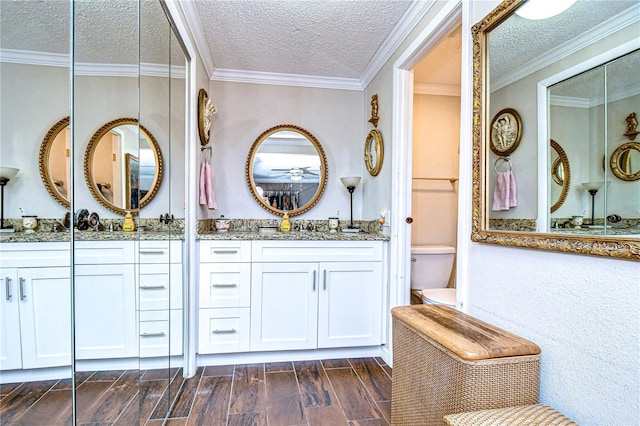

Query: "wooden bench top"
(391, 305), (541, 361)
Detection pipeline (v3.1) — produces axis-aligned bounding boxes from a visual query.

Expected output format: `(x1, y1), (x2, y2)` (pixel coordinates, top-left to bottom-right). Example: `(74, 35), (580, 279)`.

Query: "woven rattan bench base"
(443, 404), (577, 425)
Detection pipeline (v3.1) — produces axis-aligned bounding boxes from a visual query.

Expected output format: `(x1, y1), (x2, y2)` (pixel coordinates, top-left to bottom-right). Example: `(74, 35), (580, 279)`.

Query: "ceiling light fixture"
(515, 0), (576, 20)
(290, 174), (303, 182)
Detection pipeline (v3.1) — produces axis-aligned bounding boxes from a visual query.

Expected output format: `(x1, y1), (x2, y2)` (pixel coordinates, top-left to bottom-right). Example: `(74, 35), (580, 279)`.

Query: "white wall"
(205, 81), (365, 221)
(465, 2), (640, 424)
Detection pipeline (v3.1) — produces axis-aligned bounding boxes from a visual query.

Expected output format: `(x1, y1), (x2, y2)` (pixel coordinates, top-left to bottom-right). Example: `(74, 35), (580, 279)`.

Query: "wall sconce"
(340, 176), (361, 231)
(0, 167), (20, 232)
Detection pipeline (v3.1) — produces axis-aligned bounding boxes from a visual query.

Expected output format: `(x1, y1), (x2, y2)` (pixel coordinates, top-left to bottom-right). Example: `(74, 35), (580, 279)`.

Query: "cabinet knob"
(406, 217), (414, 224)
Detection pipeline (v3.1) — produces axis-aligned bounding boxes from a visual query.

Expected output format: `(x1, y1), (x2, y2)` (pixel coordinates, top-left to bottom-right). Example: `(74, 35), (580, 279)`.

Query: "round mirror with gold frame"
(365, 129), (384, 176)
(246, 124), (327, 216)
(550, 139), (570, 213)
(39, 116), (71, 209)
(84, 118), (163, 215)
(610, 141), (640, 181)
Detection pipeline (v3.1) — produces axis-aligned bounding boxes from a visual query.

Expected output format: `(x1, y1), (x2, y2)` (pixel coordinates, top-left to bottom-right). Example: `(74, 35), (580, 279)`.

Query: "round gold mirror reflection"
(550, 139), (570, 213)
(84, 118), (163, 215)
(39, 116), (71, 209)
(610, 142), (640, 181)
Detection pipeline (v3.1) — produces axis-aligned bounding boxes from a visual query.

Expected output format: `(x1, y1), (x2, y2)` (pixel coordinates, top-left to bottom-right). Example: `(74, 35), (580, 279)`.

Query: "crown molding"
(178, 0), (216, 78)
(361, 0), (437, 88)
(0, 49), (68, 67)
(550, 95), (591, 108)
(211, 68), (363, 91)
(492, 4), (640, 92)
(414, 82), (460, 96)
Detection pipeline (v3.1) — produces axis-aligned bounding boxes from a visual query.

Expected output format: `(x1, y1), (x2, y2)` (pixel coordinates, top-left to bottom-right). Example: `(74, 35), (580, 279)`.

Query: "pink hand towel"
(508, 169), (517, 208)
(492, 170), (517, 211)
(204, 162), (218, 210)
(199, 162), (207, 205)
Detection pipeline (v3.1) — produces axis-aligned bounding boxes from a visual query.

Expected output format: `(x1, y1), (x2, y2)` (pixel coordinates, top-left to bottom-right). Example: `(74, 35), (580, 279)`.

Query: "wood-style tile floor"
(0, 357), (392, 425)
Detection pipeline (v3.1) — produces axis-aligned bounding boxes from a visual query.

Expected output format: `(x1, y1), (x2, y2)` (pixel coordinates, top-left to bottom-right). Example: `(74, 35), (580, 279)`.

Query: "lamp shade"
(340, 176), (361, 188)
(581, 181), (604, 191)
(0, 167), (19, 180)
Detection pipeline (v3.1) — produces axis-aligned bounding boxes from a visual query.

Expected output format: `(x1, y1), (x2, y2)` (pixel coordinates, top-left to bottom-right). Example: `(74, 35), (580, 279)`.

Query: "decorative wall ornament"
(368, 94), (379, 128)
(490, 108), (522, 156)
(198, 88), (217, 146)
(624, 112), (638, 141)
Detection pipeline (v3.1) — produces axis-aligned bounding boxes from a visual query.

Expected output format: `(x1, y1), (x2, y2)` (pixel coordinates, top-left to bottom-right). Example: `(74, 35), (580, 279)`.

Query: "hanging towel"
(492, 170), (517, 211)
(199, 161), (218, 210)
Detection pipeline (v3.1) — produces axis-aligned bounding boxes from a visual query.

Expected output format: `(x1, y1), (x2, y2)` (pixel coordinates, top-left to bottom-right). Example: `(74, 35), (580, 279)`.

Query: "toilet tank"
(410, 245), (456, 290)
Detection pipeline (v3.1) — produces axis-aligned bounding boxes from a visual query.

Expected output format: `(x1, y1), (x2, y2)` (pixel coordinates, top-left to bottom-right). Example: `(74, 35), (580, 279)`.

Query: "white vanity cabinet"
(250, 241), (384, 352)
(0, 243), (71, 370)
(198, 241), (252, 354)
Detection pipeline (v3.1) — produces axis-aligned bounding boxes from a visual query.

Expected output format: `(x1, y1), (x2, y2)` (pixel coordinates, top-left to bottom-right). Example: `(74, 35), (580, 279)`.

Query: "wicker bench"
(391, 305), (541, 425)
(443, 404), (577, 425)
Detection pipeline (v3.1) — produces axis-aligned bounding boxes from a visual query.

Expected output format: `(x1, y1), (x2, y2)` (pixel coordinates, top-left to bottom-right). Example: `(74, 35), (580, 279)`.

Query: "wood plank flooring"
(0, 357), (391, 425)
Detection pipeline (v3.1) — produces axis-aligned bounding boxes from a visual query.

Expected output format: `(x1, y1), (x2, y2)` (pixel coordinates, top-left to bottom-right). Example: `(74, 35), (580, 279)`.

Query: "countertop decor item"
(22, 215), (37, 233)
(365, 129), (384, 176)
(340, 176), (361, 231)
(328, 217), (339, 233)
(0, 167), (20, 232)
(489, 108), (522, 156)
(214, 216), (231, 232)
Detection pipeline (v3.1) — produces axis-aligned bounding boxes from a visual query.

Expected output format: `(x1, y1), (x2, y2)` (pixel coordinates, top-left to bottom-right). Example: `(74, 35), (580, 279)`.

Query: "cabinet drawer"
(138, 263), (183, 310)
(0, 243), (70, 268)
(74, 241), (136, 265)
(199, 263), (250, 308)
(138, 240), (182, 264)
(139, 310), (183, 357)
(198, 308), (250, 354)
(252, 241), (383, 262)
(199, 241), (251, 263)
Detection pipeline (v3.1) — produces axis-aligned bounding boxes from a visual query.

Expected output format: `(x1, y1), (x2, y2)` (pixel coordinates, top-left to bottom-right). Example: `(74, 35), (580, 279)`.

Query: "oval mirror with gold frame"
(610, 142), (640, 181)
(84, 118), (163, 215)
(39, 116), (71, 209)
(550, 140), (570, 213)
(365, 129), (384, 176)
(246, 124), (327, 216)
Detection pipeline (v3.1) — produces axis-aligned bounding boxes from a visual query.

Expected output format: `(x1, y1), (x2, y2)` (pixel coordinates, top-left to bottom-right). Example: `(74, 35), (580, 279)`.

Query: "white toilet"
(410, 245), (457, 308)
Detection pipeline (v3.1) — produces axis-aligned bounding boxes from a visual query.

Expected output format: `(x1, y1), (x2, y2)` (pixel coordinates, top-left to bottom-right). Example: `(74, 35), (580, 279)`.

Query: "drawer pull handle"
(212, 329), (237, 334)
(141, 332), (166, 337)
(140, 285), (166, 290)
(5, 277), (12, 301)
(213, 250), (238, 254)
(212, 283), (237, 288)
(323, 269), (327, 290)
(312, 270), (316, 291)
(19, 278), (26, 301)
(140, 250), (166, 254)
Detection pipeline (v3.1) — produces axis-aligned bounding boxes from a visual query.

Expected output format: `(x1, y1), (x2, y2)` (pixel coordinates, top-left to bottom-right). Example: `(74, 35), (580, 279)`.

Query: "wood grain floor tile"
(74, 381), (115, 423)
(265, 371), (305, 425)
(167, 367), (204, 418)
(376, 401), (391, 423)
(374, 357), (386, 366)
(0, 382), (22, 397)
(227, 412), (267, 426)
(186, 376), (232, 426)
(0, 380), (58, 425)
(140, 368), (180, 382)
(11, 389), (72, 426)
(78, 371), (139, 423)
(113, 379), (169, 426)
(294, 360), (338, 408)
(147, 417), (187, 425)
(325, 368), (382, 422)
(305, 405), (349, 426)
(150, 373), (186, 420)
(86, 370), (124, 382)
(348, 418), (389, 425)
(265, 362), (294, 373)
(380, 365), (392, 379)
(321, 359), (352, 369)
(202, 364), (234, 377)
(349, 358), (391, 402)
(229, 364), (266, 414)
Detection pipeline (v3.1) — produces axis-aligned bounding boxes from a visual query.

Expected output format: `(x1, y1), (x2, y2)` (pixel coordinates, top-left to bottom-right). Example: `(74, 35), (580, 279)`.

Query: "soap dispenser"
(123, 211), (136, 232)
(280, 211), (291, 233)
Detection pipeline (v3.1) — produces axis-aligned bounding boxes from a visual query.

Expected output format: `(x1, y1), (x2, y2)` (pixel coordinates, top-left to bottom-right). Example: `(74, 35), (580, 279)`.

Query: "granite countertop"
(197, 230), (390, 241)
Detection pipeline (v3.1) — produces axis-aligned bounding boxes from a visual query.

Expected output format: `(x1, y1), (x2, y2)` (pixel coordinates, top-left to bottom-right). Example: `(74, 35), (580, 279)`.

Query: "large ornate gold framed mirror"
(471, 0), (640, 260)
(39, 116), (71, 209)
(246, 124), (327, 216)
(84, 118), (163, 215)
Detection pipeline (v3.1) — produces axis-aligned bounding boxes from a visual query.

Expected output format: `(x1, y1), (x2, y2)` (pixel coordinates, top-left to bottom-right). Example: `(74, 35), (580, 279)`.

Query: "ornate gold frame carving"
(84, 118), (163, 215)
(471, 0), (639, 260)
(550, 139), (570, 213)
(365, 129), (384, 176)
(39, 116), (70, 209)
(245, 124), (327, 217)
(610, 142), (640, 181)
(198, 88), (216, 146)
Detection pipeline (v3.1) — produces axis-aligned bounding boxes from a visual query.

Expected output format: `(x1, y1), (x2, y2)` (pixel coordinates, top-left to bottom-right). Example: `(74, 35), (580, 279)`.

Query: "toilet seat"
(421, 288), (456, 307)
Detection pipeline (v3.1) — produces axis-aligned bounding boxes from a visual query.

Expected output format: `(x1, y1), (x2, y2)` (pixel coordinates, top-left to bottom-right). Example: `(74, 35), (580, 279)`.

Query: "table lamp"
(1, 167), (20, 232)
(340, 176), (361, 230)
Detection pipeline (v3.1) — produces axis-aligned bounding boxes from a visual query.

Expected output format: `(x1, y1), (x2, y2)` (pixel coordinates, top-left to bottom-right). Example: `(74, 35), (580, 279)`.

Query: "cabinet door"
(317, 262), (383, 348)
(251, 263), (318, 351)
(0, 268), (22, 370)
(19, 267), (72, 368)
(74, 264), (137, 359)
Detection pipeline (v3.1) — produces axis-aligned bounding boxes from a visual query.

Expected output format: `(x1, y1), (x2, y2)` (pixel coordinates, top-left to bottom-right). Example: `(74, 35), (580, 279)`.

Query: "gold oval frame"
(198, 89), (210, 146)
(84, 118), (163, 215)
(550, 139), (570, 213)
(471, 0), (640, 260)
(39, 116), (71, 209)
(246, 124), (327, 217)
(610, 142), (640, 181)
(489, 108), (522, 156)
(365, 129), (384, 176)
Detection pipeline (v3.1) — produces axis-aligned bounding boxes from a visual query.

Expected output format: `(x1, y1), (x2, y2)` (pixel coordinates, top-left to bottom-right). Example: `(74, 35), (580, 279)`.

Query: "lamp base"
(0, 226), (16, 233)
(341, 228), (360, 233)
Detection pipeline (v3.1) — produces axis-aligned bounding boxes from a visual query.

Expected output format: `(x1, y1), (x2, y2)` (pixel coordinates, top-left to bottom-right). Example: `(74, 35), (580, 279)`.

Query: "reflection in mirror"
(246, 125), (327, 216)
(611, 142), (640, 181)
(472, 0), (640, 259)
(84, 118), (163, 215)
(39, 116), (71, 208)
(550, 140), (570, 213)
